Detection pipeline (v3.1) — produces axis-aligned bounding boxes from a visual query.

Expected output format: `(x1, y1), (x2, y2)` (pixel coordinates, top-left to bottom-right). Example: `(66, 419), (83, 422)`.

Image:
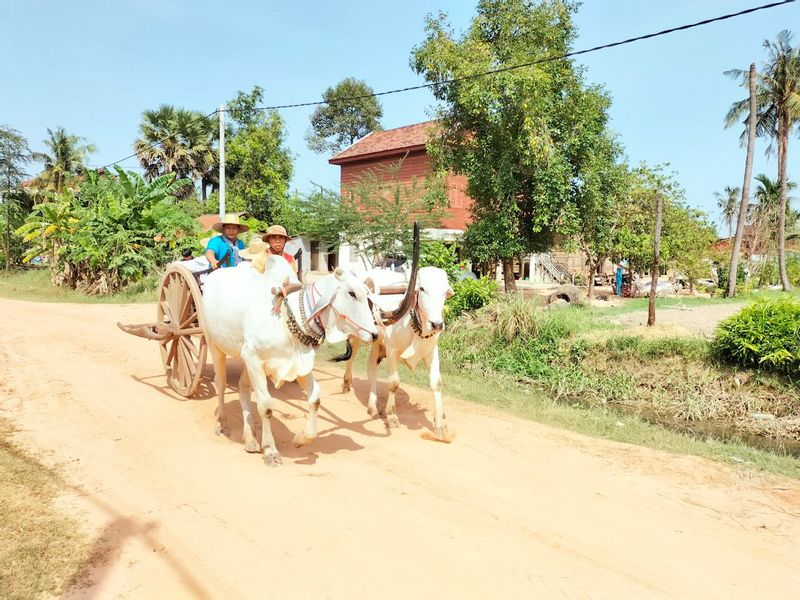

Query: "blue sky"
(1, 0), (798, 233)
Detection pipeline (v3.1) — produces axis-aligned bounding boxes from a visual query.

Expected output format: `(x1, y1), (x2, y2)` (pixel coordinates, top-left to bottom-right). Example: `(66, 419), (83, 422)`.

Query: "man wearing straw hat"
(263, 224), (296, 269)
(205, 213), (248, 270)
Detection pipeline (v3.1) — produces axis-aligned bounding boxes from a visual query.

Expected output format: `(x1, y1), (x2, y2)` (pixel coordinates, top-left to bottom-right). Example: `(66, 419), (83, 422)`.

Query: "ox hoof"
(430, 427), (454, 444)
(386, 414), (401, 429)
(244, 439), (260, 453)
(263, 451), (282, 467)
(342, 381), (351, 393)
(367, 404), (379, 418)
(293, 431), (315, 447)
(214, 423), (224, 436)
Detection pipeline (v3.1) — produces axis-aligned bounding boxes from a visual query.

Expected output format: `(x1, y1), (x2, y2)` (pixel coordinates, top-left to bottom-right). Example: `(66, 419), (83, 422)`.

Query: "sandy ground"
(1, 297), (799, 599)
(611, 302), (746, 337)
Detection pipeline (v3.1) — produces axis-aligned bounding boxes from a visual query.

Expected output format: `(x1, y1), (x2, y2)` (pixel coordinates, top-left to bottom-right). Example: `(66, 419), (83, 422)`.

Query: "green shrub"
(445, 277), (497, 319)
(789, 258), (800, 287)
(716, 262), (745, 294)
(17, 168), (198, 295)
(420, 240), (460, 283)
(713, 298), (800, 376)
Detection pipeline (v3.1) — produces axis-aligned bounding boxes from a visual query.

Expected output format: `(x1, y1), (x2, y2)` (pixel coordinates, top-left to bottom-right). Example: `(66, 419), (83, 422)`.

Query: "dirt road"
(611, 302), (746, 336)
(1, 298), (799, 599)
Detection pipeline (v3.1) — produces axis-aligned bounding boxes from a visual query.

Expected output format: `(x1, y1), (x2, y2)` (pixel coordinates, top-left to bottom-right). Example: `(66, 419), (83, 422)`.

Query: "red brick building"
(329, 121), (472, 232)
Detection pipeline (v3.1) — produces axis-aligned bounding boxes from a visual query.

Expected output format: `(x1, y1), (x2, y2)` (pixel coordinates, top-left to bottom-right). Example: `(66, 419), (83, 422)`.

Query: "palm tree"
(726, 30), (800, 291)
(725, 63), (758, 297)
(31, 127), (96, 194)
(714, 185), (740, 239)
(749, 173), (797, 263)
(134, 105), (216, 200)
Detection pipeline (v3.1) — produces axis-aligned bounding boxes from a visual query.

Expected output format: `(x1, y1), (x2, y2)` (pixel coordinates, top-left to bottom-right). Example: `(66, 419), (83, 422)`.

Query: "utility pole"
(647, 192), (664, 327)
(728, 63), (757, 298)
(218, 104), (225, 219)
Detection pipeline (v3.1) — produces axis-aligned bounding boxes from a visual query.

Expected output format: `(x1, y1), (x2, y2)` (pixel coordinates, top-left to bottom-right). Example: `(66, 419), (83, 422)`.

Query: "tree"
(569, 133), (630, 299)
(305, 78), (383, 154)
(726, 30), (800, 291)
(748, 174), (798, 271)
(670, 204), (717, 294)
(277, 187), (348, 248)
(714, 185), (740, 240)
(224, 86), (294, 222)
(610, 164), (713, 284)
(31, 127), (95, 194)
(412, 0), (616, 291)
(339, 160), (447, 264)
(134, 105), (215, 200)
(462, 210), (523, 286)
(726, 63), (758, 298)
(0, 126), (31, 270)
(17, 168), (196, 294)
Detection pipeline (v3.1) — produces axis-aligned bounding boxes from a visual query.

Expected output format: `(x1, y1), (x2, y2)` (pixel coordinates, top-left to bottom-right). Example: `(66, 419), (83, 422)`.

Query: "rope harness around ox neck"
(283, 280), (376, 347)
(410, 307), (437, 339)
(284, 285), (324, 348)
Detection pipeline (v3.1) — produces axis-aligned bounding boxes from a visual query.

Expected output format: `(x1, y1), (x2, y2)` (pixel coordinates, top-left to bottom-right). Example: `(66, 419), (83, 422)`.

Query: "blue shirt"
(206, 235), (244, 268)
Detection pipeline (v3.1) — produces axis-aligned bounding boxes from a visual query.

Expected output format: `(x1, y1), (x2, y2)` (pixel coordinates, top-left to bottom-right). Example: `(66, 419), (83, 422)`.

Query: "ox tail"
(331, 339), (353, 362)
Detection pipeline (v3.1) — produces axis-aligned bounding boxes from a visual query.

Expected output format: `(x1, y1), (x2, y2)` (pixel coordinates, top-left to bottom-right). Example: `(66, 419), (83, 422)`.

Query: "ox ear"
(304, 287), (337, 327)
(446, 285), (454, 299)
(363, 277), (378, 294)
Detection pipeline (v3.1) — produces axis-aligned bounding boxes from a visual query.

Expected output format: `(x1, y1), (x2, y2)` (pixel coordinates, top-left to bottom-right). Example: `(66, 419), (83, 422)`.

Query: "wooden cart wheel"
(156, 264), (207, 397)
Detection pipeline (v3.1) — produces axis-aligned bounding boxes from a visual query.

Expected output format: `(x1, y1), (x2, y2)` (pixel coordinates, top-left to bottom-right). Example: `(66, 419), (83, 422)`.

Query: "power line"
(99, 108), (219, 170)
(99, 0), (795, 169)
(251, 0), (797, 111)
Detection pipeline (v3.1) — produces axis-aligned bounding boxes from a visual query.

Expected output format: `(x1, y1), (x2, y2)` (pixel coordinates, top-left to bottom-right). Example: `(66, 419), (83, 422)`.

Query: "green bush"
(755, 258), (800, 287)
(445, 277), (497, 320)
(716, 262), (745, 294)
(420, 240), (460, 283)
(17, 168), (198, 295)
(713, 298), (800, 377)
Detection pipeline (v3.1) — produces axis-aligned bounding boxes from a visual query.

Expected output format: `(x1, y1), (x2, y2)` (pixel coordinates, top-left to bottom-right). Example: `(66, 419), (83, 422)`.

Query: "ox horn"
(380, 221), (420, 326)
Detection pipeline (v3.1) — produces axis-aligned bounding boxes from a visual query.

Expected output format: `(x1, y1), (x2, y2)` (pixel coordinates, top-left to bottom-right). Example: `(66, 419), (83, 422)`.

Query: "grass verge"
(320, 339), (800, 480)
(599, 289), (799, 317)
(318, 342), (800, 480)
(0, 419), (89, 599)
(0, 269), (157, 304)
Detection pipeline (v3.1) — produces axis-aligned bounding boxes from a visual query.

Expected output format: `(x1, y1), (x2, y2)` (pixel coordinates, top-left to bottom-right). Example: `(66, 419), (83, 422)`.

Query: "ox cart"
(117, 226), (419, 399)
(118, 262), (210, 397)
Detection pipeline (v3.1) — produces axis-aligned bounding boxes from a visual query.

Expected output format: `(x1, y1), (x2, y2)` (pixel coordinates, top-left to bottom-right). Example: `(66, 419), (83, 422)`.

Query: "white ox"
(337, 266), (454, 441)
(203, 256), (379, 465)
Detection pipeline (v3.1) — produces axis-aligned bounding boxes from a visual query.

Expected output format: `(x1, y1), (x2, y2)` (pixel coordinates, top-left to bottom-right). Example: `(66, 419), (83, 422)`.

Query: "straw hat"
(239, 236), (269, 260)
(261, 224), (291, 241)
(212, 213), (250, 233)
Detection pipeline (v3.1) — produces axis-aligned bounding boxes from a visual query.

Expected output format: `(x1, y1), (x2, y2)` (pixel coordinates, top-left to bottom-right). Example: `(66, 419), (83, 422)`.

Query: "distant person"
(181, 248), (193, 261)
(205, 214), (248, 270)
(615, 266), (624, 296)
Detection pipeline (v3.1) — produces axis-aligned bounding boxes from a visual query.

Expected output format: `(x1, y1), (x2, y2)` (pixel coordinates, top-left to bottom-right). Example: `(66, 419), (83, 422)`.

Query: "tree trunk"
(777, 113), (791, 291)
(4, 193), (9, 272)
(502, 258), (517, 292)
(201, 180), (207, 203)
(648, 193), (664, 326)
(728, 63), (758, 298)
(587, 258), (595, 300)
